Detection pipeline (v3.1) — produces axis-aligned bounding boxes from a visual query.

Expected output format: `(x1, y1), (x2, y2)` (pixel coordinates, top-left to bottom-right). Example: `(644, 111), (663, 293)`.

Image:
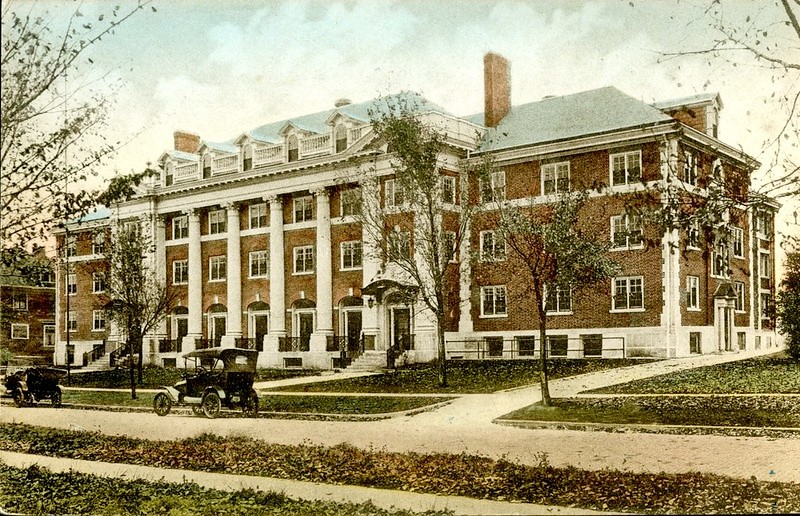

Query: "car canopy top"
(182, 347), (258, 372)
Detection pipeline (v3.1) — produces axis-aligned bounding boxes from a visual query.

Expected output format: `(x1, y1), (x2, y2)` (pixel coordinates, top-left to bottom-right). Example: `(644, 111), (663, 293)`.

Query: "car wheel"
(153, 392), (172, 417)
(201, 392), (221, 419)
(51, 388), (62, 408)
(12, 389), (26, 407)
(242, 390), (259, 418)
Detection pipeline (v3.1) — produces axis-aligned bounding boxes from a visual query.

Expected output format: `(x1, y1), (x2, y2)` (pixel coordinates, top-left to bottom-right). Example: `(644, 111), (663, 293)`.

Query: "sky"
(11, 0), (799, 237)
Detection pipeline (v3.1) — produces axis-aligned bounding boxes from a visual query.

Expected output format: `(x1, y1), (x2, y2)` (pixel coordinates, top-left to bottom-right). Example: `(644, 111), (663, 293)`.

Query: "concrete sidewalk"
(0, 451), (613, 515)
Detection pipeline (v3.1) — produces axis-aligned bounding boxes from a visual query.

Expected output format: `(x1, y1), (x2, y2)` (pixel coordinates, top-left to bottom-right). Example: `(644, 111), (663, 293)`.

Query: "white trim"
(611, 276), (645, 312)
(293, 245), (315, 274)
(609, 149), (642, 187)
(339, 240), (363, 271)
(249, 203), (268, 229)
(686, 275), (700, 312)
(479, 285), (508, 318)
(92, 310), (106, 332)
(540, 161), (570, 195)
(208, 209), (227, 234)
(172, 259), (189, 285)
(10, 323), (29, 340)
(248, 250), (270, 279)
(208, 255), (227, 282)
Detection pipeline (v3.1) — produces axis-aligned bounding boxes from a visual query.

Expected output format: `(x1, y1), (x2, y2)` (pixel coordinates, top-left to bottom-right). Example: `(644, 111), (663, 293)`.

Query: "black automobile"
(3, 367), (66, 407)
(153, 347), (259, 419)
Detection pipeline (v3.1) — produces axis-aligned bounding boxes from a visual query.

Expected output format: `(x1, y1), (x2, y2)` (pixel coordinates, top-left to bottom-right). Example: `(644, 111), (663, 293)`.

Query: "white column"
(186, 209), (202, 350)
(268, 196), (286, 337)
(313, 188), (333, 336)
(225, 203), (242, 338)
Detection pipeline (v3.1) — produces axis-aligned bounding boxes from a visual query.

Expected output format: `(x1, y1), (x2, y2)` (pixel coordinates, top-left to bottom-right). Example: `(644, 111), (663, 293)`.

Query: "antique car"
(3, 367), (66, 407)
(153, 347), (259, 418)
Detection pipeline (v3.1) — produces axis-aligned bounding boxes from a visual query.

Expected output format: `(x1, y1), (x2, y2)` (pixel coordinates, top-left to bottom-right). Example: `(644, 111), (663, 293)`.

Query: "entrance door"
(43, 325), (55, 348)
(344, 310), (362, 352)
(715, 300), (734, 352)
(391, 308), (411, 352)
(298, 312), (314, 351)
(251, 313), (269, 350)
(211, 315), (226, 346)
(173, 316), (188, 340)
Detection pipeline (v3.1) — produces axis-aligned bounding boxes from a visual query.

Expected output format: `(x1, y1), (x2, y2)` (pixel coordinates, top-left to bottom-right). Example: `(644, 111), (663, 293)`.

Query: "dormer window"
(288, 135), (299, 162)
(165, 162), (174, 187)
(335, 124), (347, 153)
(202, 154), (212, 179)
(243, 145), (253, 171)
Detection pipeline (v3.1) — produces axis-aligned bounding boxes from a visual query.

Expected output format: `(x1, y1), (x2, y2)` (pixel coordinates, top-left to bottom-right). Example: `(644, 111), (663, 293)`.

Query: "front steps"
(345, 351), (388, 372)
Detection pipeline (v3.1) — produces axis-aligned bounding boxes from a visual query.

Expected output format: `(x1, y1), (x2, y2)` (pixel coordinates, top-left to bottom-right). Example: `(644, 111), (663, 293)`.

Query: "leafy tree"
(1, 0), (153, 265)
(777, 236), (800, 359)
(490, 191), (621, 405)
(357, 94), (476, 387)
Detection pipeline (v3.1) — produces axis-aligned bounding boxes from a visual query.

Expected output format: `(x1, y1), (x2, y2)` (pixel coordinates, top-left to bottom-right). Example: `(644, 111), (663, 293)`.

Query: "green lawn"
(65, 367), (320, 389)
(269, 359), (654, 394)
(0, 465), (450, 516)
(501, 395), (800, 428)
(588, 352), (800, 394)
(64, 390), (155, 408)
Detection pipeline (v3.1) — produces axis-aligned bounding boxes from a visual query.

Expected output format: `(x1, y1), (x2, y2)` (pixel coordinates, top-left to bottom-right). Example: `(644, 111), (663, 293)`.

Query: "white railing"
(173, 162), (199, 182)
(300, 133), (331, 156)
(349, 126), (367, 142)
(212, 154), (239, 175)
(421, 112), (484, 147)
(254, 144), (283, 167)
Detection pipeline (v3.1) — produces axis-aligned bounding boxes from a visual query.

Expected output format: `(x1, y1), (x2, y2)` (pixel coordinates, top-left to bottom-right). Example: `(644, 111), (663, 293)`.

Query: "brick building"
(53, 53), (780, 369)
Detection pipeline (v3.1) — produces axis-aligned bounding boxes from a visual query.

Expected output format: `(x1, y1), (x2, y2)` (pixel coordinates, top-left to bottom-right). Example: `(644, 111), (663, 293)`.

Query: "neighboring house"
(0, 256), (56, 365)
(53, 53), (779, 370)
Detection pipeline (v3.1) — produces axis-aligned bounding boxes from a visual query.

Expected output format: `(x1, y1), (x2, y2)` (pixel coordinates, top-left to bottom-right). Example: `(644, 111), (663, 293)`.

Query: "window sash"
(542, 162), (570, 195)
(66, 274), (77, 295)
(611, 151), (641, 186)
(293, 197), (314, 223)
(481, 171), (506, 203)
(11, 324), (29, 339)
(481, 286), (507, 316)
(92, 311), (106, 331)
(684, 151), (698, 185)
(209, 256), (227, 281)
(249, 204), (267, 229)
(173, 260), (189, 284)
(92, 273), (105, 293)
(249, 251), (269, 278)
(388, 232), (411, 261)
(611, 215), (643, 249)
(734, 282), (745, 312)
(385, 179), (405, 207)
(172, 216), (189, 239)
(341, 241), (363, 270)
(294, 246), (315, 273)
(686, 276), (699, 310)
(11, 294), (27, 311)
(546, 286), (572, 313)
(731, 227), (744, 258)
(613, 277), (643, 310)
(480, 231), (505, 261)
(441, 176), (456, 204)
(66, 312), (77, 332)
(341, 190), (361, 216)
(209, 210), (226, 234)
(759, 253), (771, 278)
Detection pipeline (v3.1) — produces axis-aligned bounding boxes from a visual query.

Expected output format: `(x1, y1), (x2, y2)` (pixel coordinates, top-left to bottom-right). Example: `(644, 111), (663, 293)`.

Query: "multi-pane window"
(442, 231), (457, 263)
(480, 230), (506, 261)
(385, 179), (405, 207)
(712, 240), (729, 278)
(687, 220), (700, 249)
(612, 276), (644, 311)
(480, 170), (506, 203)
(209, 256), (227, 281)
(340, 189), (361, 217)
(388, 230), (411, 262)
(66, 311), (77, 332)
(542, 162), (570, 194)
(611, 214), (643, 250)
(686, 276), (700, 311)
(92, 272), (106, 293)
(480, 285), (507, 317)
(172, 216), (189, 239)
(683, 149), (698, 186)
(293, 196), (314, 223)
(249, 203), (267, 229)
(173, 260), (189, 285)
(340, 241), (363, 270)
(92, 231), (105, 254)
(441, 176), (456, 204)
(11, 293), (27, 311)
(92, 310), (106, 331)
(65, 235), (77, 257)
(123, 220), (140, 236)
(294, 246), (315, 274)
(249, 250), (269, 278)
(759, 252), (772, 279)
(208, 210), (226, 234)
(610, 150), (641, 186)
(760, 293), (772, 318)
(756, 212), (773, 240)
(545, 286), (572, 314)
(731, 227), (744, 258)
(11, 324), (29, 340)
(734, 281), (745, 312)
(66, 273), (77, 295)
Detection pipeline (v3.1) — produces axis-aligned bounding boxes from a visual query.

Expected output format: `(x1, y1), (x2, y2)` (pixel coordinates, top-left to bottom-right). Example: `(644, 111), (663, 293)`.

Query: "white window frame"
(66, 273), (77, 296)
(610, 214), (643, 250)
(441, 175), (456, 204)
(442, 231), (458, 263)
(249, 250), (269, 279)
(92, 310), (106, 332)
(760, 292), (772, 319)
(480, 285), (508, 318)
(734, 281), (746, 313)
(731, 227), (744, 259)
(686, 276), (700, 311)
(385, 179), (405, 207)
(66, 311), (77, 332)
(541, 161), (570, 195)
(293, 196), (314, 223)
(756, 213), (773, 241)
(11, 293), (27, 311)
(340, 189), (361, 217)
(387, 230), (411, 262)
(711, 240), (730, 279)
(687, 220), (701, 250)
(249, 203), (267, 229)
(610, 150), (642, 186)
(481, 170), (506, 203)
(683, 149), (698, 186)
(340, 240), (363, 271)
(10, 323), (29, 340)
(545, 285), (573, 315)
(92, 231), (105, 254)
(208, 209), (226, 234)
(293, 245), (315, 274)
(612, 276), (644, 312)
(173, 260), (188, 285)
(92, 272), (105, 294)
(65, 235), (77, 257)
(172, 216), (189, 240)
(209, 255), (227, 282)
(480, 230), (506, 262)
(759, 251), (771, 279)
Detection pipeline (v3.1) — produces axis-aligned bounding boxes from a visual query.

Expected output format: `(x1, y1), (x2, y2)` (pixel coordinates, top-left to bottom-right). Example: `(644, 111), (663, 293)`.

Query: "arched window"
(287, 135), (299, 162)
(334, 124), (347, 153)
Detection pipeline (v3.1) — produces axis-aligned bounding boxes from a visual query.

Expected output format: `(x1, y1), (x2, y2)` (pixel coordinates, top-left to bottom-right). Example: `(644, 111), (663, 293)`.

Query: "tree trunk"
(437, 319), (448, 387)
(128, 345), (137, 400)
(137, 337), (144, 384)
(538, 306), (551, 406)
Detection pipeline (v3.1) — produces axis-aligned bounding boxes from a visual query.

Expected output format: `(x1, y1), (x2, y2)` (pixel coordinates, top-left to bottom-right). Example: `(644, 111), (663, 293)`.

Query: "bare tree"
(1, 0), (153, 263)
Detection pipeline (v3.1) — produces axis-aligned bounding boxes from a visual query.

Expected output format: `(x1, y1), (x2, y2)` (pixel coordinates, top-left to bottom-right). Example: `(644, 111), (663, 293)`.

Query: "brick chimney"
(173, 130), (201, 154)
(484, 52), (511, 128)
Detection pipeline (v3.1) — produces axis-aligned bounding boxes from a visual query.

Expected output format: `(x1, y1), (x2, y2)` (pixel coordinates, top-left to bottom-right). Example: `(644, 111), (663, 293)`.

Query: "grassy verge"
(0, 465), (450, 516)
(64, 366), (320, 389)
(270, 359), (654, 394)
(501, 396), (800, 428)
(2, 423), (797, 514)
(64, 390), (155, 408)
(589, 352), (800, 394)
